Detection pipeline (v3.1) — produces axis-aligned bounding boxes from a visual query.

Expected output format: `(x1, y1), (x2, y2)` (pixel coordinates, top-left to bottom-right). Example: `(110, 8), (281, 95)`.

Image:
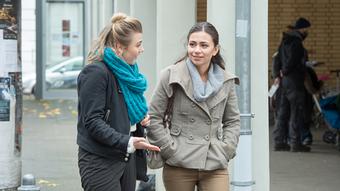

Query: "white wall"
(21, 0), (36, 74)
(251, 0), (269, 191)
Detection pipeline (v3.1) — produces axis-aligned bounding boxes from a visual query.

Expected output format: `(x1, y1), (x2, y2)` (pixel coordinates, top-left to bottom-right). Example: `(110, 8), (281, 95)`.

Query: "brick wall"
(269, 0), (340, 88)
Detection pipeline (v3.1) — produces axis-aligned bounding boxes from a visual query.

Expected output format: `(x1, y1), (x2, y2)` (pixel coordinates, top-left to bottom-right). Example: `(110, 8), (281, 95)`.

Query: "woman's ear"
(114, 43), (125, 56)
(213, 45), (220, 56)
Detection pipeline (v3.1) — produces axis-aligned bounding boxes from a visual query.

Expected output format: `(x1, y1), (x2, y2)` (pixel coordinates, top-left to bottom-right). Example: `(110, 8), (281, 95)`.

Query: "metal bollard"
(17, 174), (40, 191)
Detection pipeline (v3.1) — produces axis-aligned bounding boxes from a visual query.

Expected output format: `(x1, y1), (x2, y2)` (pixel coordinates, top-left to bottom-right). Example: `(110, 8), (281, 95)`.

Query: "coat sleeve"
(271, 51), (281, 78)
(147, 68), (176, 160)
(222, 80), (241, 159)
(78, 64), (130, 152)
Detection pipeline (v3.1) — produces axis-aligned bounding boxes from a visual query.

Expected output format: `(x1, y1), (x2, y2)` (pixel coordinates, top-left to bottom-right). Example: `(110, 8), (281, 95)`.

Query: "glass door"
(37, 0), (86, 99)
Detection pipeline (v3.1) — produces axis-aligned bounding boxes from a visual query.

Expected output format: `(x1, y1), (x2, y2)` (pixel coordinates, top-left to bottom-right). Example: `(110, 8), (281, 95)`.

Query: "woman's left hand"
(140, 114), (150, 127)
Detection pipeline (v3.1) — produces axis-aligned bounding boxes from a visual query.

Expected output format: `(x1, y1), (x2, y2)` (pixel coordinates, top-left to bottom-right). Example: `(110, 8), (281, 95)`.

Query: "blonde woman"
(77, 13), (159, 191)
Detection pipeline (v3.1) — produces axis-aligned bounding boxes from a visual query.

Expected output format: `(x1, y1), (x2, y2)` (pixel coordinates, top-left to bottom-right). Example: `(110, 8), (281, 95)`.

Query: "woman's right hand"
(132, 137), (160, 152)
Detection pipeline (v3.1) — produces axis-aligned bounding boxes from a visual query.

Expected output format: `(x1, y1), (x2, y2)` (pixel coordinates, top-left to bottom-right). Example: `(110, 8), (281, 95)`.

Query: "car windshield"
(47, 57), (84, 73)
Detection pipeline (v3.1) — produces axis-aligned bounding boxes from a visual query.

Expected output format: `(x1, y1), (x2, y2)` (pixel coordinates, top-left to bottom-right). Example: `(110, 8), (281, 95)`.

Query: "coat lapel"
(168, 60), (239, 118)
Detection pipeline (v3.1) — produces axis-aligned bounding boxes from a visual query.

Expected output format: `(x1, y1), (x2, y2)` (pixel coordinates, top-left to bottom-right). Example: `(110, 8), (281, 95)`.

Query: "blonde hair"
(87, 13), (143, 64)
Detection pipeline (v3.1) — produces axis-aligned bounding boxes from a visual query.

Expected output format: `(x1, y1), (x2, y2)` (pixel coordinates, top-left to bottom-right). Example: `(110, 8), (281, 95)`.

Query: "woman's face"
(187, 31), (218, 68)
(120, 32), (144, 65)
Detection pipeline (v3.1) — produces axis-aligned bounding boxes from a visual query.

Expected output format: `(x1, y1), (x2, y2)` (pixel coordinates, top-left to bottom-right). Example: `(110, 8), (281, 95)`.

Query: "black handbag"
(132, 124), (149, 182)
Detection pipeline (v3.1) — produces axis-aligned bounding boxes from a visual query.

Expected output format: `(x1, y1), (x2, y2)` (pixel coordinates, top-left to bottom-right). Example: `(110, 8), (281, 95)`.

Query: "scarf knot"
(103, 47), (148, 125)
(186, 59), (224, 102)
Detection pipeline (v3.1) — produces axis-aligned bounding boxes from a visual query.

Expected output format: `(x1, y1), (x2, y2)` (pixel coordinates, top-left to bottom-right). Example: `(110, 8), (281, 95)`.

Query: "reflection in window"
(45, 2), (84, 91)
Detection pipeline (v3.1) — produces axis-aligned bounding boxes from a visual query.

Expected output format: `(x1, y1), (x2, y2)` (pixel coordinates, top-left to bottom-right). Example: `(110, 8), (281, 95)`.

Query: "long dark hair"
(176, 22), (225, 70)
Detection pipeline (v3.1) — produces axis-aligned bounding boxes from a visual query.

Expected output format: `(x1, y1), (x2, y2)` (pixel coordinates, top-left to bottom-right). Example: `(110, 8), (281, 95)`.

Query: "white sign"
(236, 20), (248, 38)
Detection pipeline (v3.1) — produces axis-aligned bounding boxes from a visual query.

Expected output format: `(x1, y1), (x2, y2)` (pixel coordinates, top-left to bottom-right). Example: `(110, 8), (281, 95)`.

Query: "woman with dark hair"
(76, 13), (160, 191)
(147, 22), (241, 191)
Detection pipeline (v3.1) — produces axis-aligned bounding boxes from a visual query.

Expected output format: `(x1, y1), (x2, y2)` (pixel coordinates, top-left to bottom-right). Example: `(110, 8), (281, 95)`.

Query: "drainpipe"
(231, 0), (255, 190)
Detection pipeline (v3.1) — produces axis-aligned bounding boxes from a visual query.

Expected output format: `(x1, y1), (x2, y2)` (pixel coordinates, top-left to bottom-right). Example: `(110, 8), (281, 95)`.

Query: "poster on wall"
(0, 0), (18, 39)
(0, 0), (19, 73)
(0, 77), (10, 121)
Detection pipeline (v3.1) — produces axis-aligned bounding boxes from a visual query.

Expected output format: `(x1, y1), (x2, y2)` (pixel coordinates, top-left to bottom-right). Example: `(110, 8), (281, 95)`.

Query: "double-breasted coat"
(147, 61), (241, 170)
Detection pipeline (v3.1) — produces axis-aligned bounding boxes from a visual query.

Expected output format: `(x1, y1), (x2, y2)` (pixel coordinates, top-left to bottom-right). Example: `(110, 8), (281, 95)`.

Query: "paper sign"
(268, 83), (279, 98)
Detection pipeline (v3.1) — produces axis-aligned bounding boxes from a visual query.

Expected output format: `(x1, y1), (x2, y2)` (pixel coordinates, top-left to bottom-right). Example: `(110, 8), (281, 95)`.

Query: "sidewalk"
(22, 97), (81, 191)
(21, 97), (340, 190)
(270, 126), (340, 191)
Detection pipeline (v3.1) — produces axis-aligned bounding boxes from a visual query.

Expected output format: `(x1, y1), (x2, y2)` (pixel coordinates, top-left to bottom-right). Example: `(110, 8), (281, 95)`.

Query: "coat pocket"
(211, 139), (235, 162)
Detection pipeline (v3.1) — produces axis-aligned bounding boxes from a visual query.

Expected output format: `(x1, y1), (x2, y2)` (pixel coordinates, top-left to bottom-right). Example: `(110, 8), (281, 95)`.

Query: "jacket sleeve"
(147, 68), (176, 160)
(281, 40), (304, 75)
(222, 80), (241, 159)
(271, 52), (281, 78)
(78, 64), (130, 152)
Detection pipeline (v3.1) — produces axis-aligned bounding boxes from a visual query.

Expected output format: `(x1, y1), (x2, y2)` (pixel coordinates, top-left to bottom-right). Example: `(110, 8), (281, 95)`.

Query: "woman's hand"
(132, 137), (160, 151)
(140, 114), (150, 127)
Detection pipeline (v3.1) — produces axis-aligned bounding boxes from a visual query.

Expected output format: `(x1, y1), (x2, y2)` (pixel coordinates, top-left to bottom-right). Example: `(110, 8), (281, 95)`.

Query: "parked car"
(22, 56), (84, 95)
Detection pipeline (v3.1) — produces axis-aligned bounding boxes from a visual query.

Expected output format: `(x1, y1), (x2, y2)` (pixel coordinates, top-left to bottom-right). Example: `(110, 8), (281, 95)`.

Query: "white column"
(130, 0), (157, 100)
(154, 1), (196, 190)
(207, 0), (237, 183)
(251, 0), (270, 191)
(114, 0), (130, 15)
(207, 0), (236, 72)
(156, 0), (196, 77)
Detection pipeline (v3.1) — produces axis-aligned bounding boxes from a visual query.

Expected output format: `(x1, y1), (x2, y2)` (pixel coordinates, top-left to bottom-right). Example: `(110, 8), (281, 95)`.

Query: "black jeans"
(274, 88), (305, 145)
(78, 147), (136, 191)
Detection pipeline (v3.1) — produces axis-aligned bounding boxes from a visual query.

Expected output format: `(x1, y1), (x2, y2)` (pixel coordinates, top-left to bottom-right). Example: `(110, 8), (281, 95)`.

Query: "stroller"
(314, 94), (340, 150)
(312, 69), (340, 151)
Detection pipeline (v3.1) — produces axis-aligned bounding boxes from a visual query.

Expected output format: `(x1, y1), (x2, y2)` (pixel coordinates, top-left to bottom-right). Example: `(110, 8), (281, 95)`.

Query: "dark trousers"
(274, 86), (313, 143)
(78, 147), (136, 191)
(274, 88), (305, 145)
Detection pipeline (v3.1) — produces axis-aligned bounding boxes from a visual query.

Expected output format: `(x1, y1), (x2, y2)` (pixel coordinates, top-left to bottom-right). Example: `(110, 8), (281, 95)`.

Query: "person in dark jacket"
(77, 13), (160, 191)
(273, 17), (312, 152)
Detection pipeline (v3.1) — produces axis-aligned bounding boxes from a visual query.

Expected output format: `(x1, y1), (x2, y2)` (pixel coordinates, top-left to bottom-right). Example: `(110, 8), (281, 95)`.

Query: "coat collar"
(167, 60), (239, 118)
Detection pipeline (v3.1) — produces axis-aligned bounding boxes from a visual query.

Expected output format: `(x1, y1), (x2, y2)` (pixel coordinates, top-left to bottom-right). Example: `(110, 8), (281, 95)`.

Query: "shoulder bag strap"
(163, 85), (177, 129)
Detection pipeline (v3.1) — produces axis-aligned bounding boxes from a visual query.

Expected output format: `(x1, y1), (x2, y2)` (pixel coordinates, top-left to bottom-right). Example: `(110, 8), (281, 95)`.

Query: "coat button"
(206, 120), (212, 125)
(124, 157), (129, 162)
(204, 135), (210, 141)
(189, 135), (194, 140)
(126, 153), (130, 157)
(218, 133), (223, 140)
(190, 118), (195, 123)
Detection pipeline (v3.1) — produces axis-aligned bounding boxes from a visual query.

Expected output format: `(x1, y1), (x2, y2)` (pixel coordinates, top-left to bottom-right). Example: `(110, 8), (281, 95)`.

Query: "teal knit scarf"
(103, 47), (148, 125)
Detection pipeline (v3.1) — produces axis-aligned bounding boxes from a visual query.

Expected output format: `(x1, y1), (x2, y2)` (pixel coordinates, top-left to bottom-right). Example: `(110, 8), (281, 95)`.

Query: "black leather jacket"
(77, 61), (131, 161)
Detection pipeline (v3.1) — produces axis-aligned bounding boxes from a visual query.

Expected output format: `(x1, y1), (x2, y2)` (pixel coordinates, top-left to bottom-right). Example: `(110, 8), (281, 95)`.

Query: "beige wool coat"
(147, 60), (240, 170)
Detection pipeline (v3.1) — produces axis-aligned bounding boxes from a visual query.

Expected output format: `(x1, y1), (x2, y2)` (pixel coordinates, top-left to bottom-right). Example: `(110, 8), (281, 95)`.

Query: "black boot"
(274, 143), (291, 151)
(291, 144), (311, 152)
